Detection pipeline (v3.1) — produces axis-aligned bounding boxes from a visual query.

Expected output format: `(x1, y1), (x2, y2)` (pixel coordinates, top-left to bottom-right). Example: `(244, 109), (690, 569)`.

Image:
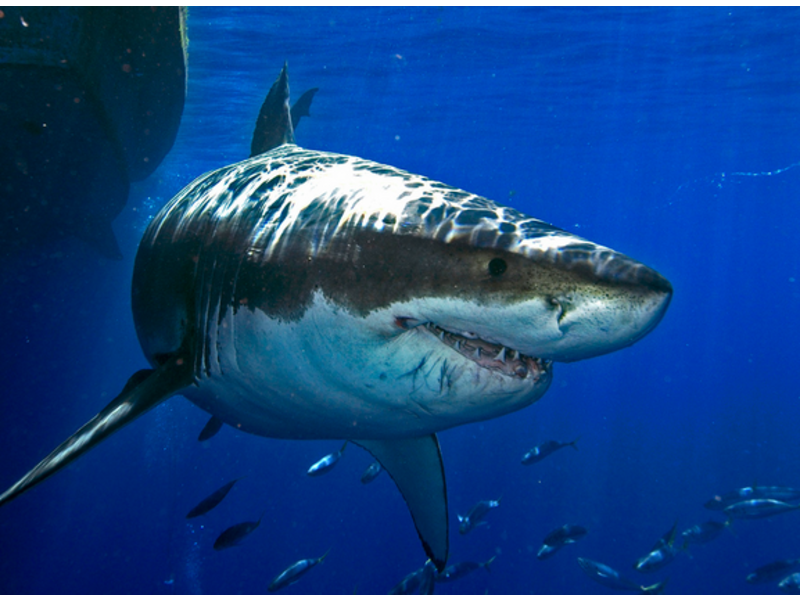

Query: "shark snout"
(545, 247), (672, 362)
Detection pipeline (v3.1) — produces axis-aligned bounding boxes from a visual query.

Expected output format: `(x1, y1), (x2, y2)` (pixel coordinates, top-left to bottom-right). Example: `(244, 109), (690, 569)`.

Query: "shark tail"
(0, 354), (192, 507)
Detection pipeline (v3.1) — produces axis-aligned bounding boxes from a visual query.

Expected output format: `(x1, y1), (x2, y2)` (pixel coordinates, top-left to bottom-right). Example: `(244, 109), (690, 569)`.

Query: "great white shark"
(0, 64), (672, 570)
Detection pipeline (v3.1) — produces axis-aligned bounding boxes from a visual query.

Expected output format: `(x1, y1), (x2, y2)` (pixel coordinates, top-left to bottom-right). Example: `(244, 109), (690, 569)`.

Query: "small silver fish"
(186, 476), (244, 519)
(746, 559), (800, 584)
(634, 522), (683, 573)
(680, 520), (730, 545)
(704, 486), (800, 510)
(268, 549), (330, 592)
(307, 441), (348, 477)
(360, 460), (382, 484)
(458, 496), (501, 535)
(521, 438), (579, 465)
(417, 560), (437, 595)
(436, 556), (495, 582)
(634, 544), (681, 573)
(724, 499), (800, 520)
(538, 524), (587, 559)
(578, 557), (666, 593)
(213, 513), (263, 550)
(543, 523), (588, 547)
(389, 566), (425, 594)
(779, 572), (800, 593)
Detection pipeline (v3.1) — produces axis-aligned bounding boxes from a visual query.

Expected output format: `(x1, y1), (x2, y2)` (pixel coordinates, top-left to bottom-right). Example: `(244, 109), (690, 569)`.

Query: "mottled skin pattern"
(134, 144), (670, 363)
(147, 144), (661, 278)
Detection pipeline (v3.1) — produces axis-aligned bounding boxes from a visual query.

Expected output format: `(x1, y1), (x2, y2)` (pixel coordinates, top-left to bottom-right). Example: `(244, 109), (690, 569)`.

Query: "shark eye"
(488, 258), (507, 277)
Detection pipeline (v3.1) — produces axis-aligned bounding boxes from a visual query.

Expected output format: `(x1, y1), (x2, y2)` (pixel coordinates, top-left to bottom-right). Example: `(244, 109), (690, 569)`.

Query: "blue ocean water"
(1, 6), (800, 594)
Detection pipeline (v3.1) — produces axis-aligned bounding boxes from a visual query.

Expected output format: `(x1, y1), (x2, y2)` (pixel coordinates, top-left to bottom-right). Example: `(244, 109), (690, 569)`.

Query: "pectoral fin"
(354, 435), (448, 571)
(0, 354), (192, 507)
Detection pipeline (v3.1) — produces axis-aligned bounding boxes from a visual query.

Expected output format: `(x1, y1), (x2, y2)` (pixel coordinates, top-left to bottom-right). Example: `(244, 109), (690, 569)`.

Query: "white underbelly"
(184, 293), (548, 440)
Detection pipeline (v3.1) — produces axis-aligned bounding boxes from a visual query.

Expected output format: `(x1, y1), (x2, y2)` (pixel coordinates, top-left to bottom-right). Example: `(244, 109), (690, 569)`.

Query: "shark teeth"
(420, 322), (550, 381)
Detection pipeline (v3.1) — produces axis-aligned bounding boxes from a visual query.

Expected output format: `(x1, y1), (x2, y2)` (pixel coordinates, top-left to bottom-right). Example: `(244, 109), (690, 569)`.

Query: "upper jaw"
(394, 276), (671, 367)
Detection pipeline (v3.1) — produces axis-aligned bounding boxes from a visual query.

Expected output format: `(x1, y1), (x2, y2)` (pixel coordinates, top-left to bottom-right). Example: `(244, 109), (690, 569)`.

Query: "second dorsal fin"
(290, 87), (319, 131)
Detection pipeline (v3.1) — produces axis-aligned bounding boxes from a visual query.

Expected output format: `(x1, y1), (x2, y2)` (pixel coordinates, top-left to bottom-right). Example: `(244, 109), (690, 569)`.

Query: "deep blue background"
(2, 7), (800, 594)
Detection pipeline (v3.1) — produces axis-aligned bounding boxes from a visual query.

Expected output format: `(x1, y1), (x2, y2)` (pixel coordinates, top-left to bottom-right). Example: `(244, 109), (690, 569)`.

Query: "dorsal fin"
(250, 62), (295, 157)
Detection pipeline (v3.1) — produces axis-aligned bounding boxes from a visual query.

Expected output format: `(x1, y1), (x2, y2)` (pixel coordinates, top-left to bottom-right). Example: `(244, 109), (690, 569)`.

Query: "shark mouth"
(396, 317), (551, 380)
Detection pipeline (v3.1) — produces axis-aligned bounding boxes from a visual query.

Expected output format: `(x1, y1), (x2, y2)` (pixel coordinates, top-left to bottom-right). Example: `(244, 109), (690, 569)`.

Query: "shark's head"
(355, 213), (673, 366)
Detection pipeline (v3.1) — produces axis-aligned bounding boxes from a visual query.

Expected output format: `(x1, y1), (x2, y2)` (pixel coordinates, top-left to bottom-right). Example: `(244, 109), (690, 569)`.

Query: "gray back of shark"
(0, 64), (672, 571)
